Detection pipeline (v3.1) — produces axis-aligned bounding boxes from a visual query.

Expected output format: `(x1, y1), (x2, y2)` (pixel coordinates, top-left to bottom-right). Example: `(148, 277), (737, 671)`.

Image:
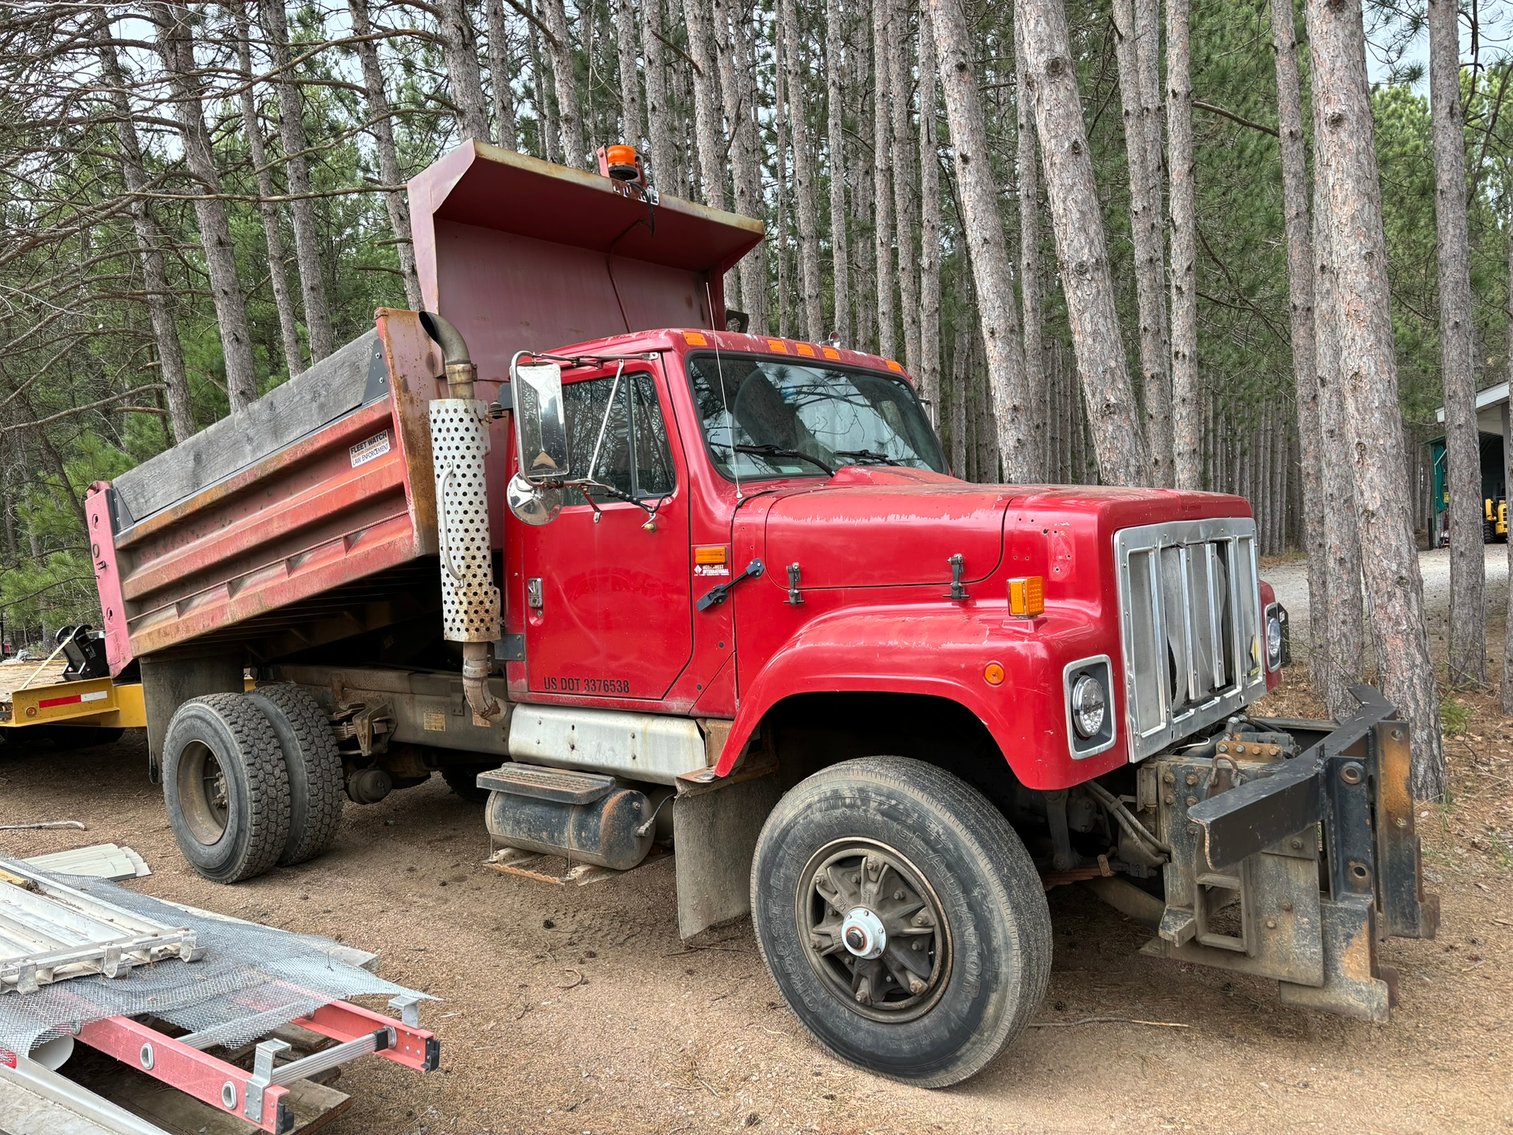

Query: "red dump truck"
(72, 142), (1435, 1087)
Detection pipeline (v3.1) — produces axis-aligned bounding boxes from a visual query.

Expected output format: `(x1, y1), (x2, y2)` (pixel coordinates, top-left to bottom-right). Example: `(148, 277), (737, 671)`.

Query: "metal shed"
(1430, 382), (1510, 544)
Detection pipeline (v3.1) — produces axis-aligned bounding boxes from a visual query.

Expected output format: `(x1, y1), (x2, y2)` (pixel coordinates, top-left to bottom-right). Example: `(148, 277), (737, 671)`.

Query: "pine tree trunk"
(782, 0), (823, 340)
(715, 2), (767, 330)
(1017, 21), (1045, 460)
(640, 0), (676, 194)
(1310, 26), (1364, 719)
(1134, 0), (1165, 196)
(1429, 0), (1486, 687)
(487, 0), (520, 147)
(1166, 0), (1200, 489)
(918, 6), (943, 419)
(1306, 0), (1445, 801)
(233, 3), (303, 377)
(260, 0), (335, 362)
(96, 32), (195, 442)
(155, 1), (258, 413)
(1113, 0), (1173, 486)
(928, 0), (1036, 482)
(950, 318), (970, 473)
(826, 0), (851, 342)
(1018, 0), (1149, 485)
(347, 0), (421, 307)
(437, 0), (491, 143)
(613, 0), (643, 143)
(890, 1), (920, 371)
(529, 19), (558, 164)
(872, 0), (897, 357)
(851, 27), (875, 347)
(684, 0), (727, 210)
(1269, 0), (1327, 683)
(541, 0), (585, 165)
(774, 28), (791, 338)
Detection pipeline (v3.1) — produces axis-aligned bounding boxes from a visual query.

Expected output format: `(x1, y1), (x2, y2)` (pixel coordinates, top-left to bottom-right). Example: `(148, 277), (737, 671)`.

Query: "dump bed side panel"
(90, 311), (451, 675)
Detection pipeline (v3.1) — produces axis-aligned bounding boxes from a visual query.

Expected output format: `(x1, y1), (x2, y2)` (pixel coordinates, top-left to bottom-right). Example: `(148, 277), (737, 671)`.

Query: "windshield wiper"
(834, 448), (901, 466)
(732, 443), (835, 475)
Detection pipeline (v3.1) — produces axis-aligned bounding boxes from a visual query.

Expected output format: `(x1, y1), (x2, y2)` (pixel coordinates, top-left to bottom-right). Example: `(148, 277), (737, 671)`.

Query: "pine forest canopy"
(0, 1), (1508, 735)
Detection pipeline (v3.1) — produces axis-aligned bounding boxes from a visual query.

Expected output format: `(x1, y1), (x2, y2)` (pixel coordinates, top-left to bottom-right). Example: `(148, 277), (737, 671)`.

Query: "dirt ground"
(3, 559), (1512, 1133)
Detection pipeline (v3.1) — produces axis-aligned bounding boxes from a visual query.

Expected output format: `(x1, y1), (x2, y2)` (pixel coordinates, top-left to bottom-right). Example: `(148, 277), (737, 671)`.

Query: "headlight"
(1071, 673), (1107, 739)
(1265, 603), (1287, 670)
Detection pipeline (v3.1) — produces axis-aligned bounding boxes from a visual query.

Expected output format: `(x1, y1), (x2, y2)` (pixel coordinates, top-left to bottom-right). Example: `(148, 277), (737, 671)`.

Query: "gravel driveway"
(1264, 545), (1510, 654)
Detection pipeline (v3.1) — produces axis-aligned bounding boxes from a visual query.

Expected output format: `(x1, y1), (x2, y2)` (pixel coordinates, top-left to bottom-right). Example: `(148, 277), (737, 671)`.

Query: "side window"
(561, 373), (675, 502)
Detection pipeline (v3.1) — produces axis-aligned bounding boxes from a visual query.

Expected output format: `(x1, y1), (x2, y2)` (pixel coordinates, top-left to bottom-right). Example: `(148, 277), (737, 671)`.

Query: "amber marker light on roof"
(796, 343), (816, 357)
(684, 331), (709, 346)
(766, 339), (789, 353)
(1007, 576), (1045, 618)
(821, 346), (841, 360)
(983, 662), (1006, 686)
(885, 359), (904, 373)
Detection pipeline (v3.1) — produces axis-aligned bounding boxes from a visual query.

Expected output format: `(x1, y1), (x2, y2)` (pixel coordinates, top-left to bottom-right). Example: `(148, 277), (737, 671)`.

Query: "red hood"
(737, 466), (1252, 595)
(744, 467), (1011, 591)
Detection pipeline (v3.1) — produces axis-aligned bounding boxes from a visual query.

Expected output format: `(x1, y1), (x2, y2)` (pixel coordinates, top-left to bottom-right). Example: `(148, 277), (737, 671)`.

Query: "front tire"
(163, 694), (292, 883)
(751, 757), (1051, 1088)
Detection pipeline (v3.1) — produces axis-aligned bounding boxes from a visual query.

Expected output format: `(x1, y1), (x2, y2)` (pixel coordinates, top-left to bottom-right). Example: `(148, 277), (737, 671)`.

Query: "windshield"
(686, 354), (947, 480)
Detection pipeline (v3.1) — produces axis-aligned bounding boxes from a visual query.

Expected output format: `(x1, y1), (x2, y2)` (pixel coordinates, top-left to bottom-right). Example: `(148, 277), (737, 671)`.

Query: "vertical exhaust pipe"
(421, 311), (502, 724)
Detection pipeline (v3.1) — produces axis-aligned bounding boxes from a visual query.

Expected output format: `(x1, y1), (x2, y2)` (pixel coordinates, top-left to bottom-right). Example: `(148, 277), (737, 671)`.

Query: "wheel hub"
(841, 907), (887, 959)
(799, 840), (951, 1021)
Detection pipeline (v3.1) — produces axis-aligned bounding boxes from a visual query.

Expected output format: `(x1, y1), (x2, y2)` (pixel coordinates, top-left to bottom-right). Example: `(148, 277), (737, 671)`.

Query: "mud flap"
(1142, 686), (1438, 1019)
(673, 770), (782, 939)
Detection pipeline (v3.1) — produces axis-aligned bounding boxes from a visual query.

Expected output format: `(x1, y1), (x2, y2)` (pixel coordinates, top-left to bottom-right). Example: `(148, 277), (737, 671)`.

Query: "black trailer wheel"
(248, 685), (345, 866)
(751, 756), (1051, 1088)
(162, 694), (292, 883)
(440, 762), (494, 804)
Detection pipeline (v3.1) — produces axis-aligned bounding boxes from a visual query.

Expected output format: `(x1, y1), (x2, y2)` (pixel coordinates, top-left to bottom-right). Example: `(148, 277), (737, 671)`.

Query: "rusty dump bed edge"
(90, 312), (456, 677)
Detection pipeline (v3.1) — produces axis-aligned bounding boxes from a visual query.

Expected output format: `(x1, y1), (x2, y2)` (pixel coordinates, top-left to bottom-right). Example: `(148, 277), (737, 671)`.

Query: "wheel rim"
(796, 837), (952, 1023)
(177, 740), (230, 845)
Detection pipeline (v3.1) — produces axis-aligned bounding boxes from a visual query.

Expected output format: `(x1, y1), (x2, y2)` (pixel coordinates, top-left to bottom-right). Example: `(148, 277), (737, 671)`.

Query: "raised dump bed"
(87, 312), (453, 678)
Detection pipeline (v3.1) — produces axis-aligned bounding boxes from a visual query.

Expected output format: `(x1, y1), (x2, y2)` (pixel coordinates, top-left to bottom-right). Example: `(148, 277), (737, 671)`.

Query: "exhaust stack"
(421, 312), (502, 724)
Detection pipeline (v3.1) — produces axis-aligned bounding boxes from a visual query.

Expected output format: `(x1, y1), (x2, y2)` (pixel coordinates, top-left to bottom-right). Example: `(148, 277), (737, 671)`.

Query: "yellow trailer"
(0, 632), (144, 747)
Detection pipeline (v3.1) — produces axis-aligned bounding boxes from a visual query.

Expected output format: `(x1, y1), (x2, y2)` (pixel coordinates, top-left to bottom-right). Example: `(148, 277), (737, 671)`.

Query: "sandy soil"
(3, 560), (1512, 1134)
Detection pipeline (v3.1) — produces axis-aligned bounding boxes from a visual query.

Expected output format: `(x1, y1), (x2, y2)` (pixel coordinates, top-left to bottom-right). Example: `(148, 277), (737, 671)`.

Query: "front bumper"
(1140, 685), (1439, 1020)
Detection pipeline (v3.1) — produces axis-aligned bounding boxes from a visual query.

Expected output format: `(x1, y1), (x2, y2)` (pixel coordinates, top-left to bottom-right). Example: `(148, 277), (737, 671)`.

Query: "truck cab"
(84, 141), (1437, 1090)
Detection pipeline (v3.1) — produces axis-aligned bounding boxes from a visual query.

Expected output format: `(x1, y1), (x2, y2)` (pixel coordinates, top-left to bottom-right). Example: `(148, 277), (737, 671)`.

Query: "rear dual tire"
(163, 688), (343, 882)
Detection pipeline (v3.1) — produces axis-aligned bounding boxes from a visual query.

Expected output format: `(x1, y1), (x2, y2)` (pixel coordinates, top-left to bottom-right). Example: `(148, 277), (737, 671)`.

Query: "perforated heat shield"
(430, 398), (501, 643)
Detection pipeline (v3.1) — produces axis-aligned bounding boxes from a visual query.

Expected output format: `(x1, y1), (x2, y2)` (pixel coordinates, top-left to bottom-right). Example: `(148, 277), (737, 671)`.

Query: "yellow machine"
(1485, 497), (1508, 542)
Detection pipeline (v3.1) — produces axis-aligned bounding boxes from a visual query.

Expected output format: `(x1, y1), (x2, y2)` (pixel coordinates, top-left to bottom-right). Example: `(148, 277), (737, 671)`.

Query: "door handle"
(697, 559), (764, 612)
(527, 577), (544, 610)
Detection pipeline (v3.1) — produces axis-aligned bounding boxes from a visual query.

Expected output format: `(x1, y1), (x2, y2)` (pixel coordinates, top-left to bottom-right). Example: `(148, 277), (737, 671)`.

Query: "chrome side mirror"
(506, 472), (564, 527)
(510, 355), (569, 484)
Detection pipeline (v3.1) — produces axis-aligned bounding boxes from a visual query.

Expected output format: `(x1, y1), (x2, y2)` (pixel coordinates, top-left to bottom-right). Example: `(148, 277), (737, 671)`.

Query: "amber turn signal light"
(1007, 576), (1045, 618)
(983, 662), (1006, 686)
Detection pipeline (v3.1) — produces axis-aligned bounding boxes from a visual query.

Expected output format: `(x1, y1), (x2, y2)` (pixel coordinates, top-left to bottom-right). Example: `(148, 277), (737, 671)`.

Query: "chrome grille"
(1114, 518), (1265, 760)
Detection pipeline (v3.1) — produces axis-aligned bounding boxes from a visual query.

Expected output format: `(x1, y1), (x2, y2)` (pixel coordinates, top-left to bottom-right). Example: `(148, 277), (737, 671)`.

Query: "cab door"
(515, 367), (693, 701)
